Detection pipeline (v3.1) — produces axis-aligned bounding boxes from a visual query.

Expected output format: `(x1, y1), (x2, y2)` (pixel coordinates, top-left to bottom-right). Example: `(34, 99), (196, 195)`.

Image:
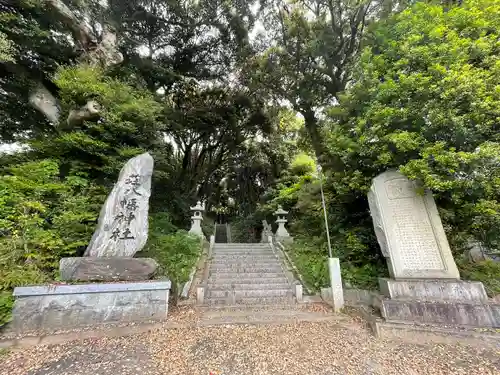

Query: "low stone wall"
(12, 281), (171, 333)
(343, 288), (378, 306)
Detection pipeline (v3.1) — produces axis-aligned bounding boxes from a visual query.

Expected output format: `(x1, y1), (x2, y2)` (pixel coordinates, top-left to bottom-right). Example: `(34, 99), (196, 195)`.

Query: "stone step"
(209, 266), (284, 273)
(212, 253), (275, 258)
(211, 255), (278, 261)
(207, 277), (289, 285)
(210, 261), (282, 267)
(207, 288), (292, 298)
(208, 272), (287, 279)
(214, 243), (269, 247)
(199, 310), (346, 326)
(204, 296), (295, 306)
(207, 282), (290, 290)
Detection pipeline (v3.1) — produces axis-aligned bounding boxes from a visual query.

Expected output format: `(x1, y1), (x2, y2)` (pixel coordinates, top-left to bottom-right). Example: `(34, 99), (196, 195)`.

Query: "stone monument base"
(59, 257), (158, 282)
(378, 278), (500, 328)
(12, 281), (171, 333)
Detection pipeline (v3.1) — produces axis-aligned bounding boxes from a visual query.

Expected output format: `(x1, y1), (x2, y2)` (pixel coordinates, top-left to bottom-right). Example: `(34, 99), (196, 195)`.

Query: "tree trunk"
(302, 107), (344, 172)
(25, 0), (123, 125)
(302, 108), (327, 163)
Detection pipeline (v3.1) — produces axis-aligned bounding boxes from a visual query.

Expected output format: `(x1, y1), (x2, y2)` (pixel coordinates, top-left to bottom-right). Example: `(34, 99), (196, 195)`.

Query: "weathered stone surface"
(85, 152), (154, 257)
(59, 257), (158, 281)
(467, 240), (500, 263)
(12, 281), (171, 332)
(261, 220), (272, 243)
(380, 299), (500, 328)
(379, 278), (488, 302)
(368, 170), (460, 279)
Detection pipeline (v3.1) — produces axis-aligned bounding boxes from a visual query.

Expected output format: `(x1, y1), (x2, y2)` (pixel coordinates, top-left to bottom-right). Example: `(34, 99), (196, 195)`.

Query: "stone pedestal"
(379, 278), (488, 302)
(189, 201), (204, 237)
(12, 281), (171, 333)
(60, 257), (158, 281)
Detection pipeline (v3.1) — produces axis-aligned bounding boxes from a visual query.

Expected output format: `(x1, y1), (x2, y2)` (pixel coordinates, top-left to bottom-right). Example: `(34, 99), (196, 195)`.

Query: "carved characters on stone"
(367, 170), (460, 279)
(84, 152), (154, 257)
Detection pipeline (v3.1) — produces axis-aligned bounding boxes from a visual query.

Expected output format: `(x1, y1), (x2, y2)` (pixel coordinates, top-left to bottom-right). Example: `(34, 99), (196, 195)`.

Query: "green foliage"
(458, 259), (500, 297)
(287, 238), (329, 291)
(201, 217), (216, 238)
(0, 159), (101, 270)
(0, 291), (14, 327)
(309, 0), (500, 288)
(290, 153), (316, 176)
(29, 65), (162, 183)
(140, 214), (200, 286)
(0, 31), (14, 62)
(230, 215), (261, 243)
(0, 159), (102, 326)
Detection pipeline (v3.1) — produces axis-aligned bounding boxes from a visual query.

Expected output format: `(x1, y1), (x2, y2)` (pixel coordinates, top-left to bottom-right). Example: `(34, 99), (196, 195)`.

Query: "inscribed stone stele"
(84, 152), (154, 257)
(367, 170), (459, 279)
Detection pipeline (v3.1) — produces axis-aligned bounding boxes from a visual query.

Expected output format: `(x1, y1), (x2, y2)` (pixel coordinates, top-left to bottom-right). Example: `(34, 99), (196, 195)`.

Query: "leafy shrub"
(287, 238), (329, 291)
(201, 217), (216, 238)
(458, 259), (500, 297)
(0, 238), (51, 327)
(148, 212), (177, 236)
(290, 153), (316, 176)
(230, 215), (261, 243)
(139, 213), (201, 304)
(0, 291), (13, 328)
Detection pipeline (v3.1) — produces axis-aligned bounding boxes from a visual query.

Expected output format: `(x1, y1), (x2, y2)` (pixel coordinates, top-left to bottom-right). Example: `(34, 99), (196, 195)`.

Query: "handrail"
(226, 223), (232, 243)
(268, 235), (294, 287)
(181, 235), (205, 298)
(201, 233), (215, 288)
(271, 237), (313, 295)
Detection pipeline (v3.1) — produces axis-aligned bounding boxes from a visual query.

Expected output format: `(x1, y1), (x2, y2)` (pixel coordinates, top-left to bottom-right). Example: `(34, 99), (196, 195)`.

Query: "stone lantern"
(274, 205), (291, 241)
(189, 201), (204, 237)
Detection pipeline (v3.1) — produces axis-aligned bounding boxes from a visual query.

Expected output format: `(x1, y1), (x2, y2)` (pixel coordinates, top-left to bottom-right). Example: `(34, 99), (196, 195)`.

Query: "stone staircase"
(195, 241), (347, 326)
(214, 223), (229, 243)
(204, 243), (296, 307)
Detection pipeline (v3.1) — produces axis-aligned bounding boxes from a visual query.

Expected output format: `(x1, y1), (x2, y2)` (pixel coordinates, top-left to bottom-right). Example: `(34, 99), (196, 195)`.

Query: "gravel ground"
(1, 313), (499, 375)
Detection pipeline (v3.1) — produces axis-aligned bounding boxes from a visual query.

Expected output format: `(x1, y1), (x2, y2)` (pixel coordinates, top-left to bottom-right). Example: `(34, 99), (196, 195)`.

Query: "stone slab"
(381, 299), (500, 328)
(379, 278), (488, 302)
(59, 257), (158, 281)
(368, 170), (460, 279)
(85, 152), (154, 257)
(12, 281), (171, 333)
(14, 281), (171, 296)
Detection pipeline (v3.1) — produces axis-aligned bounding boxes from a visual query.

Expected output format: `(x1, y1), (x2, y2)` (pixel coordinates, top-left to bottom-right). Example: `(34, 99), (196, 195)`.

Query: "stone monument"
(59, 152), (158, 281)
(368, 170), (499, 328)
(368, 170), (459, 279)
(85, 152), (154, 257)
(189, 200), (204, 237)
(261, 220), (273, 243)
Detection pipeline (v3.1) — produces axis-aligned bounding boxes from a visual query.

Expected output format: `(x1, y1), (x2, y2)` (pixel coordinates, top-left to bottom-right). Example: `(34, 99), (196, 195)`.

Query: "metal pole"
(317, 164), (344, 311)
(317, 165), (333, 258)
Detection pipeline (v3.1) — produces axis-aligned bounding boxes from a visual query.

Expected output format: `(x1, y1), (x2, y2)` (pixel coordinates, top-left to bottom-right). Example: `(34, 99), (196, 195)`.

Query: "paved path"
(2, 317), (499, 375)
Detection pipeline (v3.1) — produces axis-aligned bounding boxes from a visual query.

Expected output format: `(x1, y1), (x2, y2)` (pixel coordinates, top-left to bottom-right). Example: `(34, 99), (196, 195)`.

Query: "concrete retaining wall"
(12, 281), (171, 333)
